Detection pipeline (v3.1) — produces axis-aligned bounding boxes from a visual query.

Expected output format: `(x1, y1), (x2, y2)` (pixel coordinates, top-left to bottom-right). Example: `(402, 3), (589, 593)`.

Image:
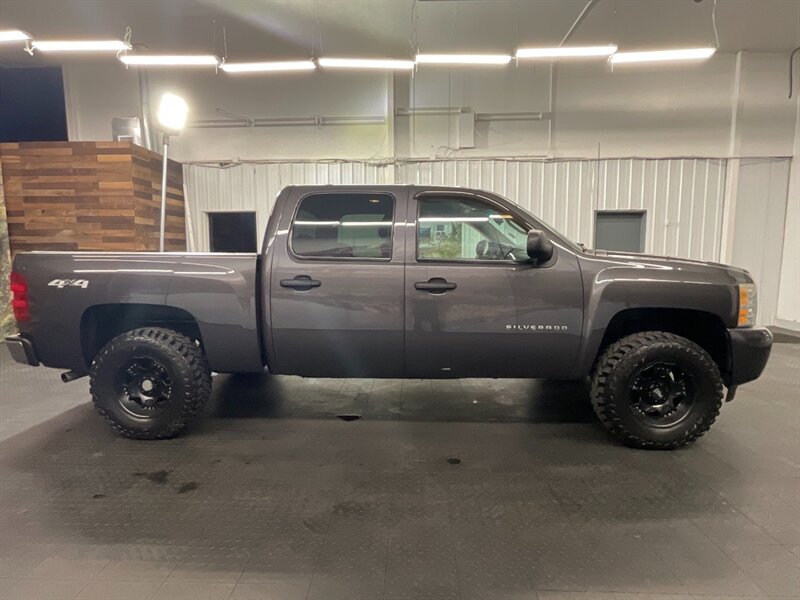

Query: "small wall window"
(595, 211), (646, 253)
(209, 212), (257, 252)
(417, 196), (529, 262)
(291, 193), (394, 259)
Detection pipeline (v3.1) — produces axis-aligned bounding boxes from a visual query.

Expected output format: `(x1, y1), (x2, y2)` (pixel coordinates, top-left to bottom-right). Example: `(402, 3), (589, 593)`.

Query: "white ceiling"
(1, 0), (798, 68)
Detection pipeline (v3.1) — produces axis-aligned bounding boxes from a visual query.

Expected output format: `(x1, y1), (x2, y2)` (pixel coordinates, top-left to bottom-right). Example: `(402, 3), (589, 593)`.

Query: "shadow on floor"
(208, 374), (595, 424)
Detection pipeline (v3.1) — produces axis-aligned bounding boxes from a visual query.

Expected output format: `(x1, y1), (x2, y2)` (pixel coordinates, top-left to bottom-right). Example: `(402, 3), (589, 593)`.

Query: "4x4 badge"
(48, 279), (89, 289)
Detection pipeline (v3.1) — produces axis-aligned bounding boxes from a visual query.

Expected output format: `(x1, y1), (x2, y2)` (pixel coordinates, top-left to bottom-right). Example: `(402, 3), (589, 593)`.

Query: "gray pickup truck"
(6, 185), (773, 448)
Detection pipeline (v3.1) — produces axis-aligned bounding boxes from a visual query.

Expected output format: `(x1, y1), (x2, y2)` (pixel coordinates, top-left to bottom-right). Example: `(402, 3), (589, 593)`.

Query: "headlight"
(738, 283), (757, 327)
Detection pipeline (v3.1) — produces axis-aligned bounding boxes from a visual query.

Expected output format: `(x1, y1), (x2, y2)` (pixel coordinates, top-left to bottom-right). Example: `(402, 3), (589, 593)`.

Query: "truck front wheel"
(590, 331), (723, 449)
(90, 328), (211, 439)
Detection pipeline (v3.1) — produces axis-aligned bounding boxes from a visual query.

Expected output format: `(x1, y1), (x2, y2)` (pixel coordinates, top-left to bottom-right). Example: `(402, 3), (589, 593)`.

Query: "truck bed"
(12, 252), (263, 373)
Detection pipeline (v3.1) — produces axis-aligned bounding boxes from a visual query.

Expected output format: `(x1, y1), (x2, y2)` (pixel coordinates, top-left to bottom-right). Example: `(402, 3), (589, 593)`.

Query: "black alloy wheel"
(90, 327), (211, 439)
(629, 362), (694, 427)
(590, 331), (724, 449)
(116, 356), (174, 419)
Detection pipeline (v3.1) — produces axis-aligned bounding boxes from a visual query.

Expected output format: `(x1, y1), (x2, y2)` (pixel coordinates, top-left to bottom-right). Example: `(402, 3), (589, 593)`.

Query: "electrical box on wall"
(458, 109), (475, 149)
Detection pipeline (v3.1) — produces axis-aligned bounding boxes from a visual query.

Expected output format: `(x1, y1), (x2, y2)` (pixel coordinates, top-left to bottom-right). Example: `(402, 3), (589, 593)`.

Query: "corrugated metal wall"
(398, 158), (727, 261)
(729, 158), (793, 326)
(185, 158), (726, 262)
(184, 161), (394, 252)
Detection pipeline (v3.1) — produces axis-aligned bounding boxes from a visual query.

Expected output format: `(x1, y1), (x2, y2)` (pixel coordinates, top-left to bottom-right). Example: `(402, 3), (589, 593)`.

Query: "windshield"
(489, 192), (585, 254)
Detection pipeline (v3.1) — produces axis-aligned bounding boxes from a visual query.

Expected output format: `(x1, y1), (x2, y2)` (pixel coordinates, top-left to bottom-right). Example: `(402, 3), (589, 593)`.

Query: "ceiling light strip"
(221, 60), (316, 73)
(416, 54), (512, 65)
(33, 40), (130, 52)
(318, 58), (414, 70)
(610, 48), (716, 64)
(0, 30), (32, 42)
(516, 45), (617, 59)
(120, 54), (219, 67)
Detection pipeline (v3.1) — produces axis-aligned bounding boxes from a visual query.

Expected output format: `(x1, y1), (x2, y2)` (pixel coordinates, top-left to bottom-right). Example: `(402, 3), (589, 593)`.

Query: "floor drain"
(337, 414), (361, 422)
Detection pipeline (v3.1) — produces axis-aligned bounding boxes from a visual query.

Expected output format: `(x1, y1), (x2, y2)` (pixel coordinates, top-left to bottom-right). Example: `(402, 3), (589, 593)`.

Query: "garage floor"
(0, 342), (798, 600)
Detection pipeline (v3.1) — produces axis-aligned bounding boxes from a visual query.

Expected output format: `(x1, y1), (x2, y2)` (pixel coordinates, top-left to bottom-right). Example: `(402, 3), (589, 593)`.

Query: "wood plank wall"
(0, 159), (13, 336)
(0, 141), (186, 254)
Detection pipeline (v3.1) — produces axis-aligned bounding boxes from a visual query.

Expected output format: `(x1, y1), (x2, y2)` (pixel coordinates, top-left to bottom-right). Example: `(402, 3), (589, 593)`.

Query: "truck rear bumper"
(4, 334), (40, 366)
(727, 327), (772, 386)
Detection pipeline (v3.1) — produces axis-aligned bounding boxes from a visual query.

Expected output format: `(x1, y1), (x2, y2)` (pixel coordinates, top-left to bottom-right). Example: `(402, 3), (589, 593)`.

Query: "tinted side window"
(417, 197), (529, 262)
(291, 193), (394, 259)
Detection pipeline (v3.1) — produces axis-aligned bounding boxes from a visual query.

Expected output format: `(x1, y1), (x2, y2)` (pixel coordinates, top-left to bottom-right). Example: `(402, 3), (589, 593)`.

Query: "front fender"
(575, 256), (740, 375)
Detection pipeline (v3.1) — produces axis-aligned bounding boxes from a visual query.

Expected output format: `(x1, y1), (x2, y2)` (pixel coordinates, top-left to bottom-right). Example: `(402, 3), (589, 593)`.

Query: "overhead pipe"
(254, 117), (318, 127)
(190, 115), (386, 129)
(190, 119), (250, 129)
(131, 40), (156, 150)
(137, 69), (154, 149)
(475, 111), (548, 122)
(189, 108), (547, 131)
(396, 107), (464, 116)
(396, 107), (550, 121)
(320, 116), (386, 126)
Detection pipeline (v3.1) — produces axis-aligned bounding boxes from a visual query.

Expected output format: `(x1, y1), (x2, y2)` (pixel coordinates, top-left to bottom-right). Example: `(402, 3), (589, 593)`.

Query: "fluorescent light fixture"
(318, 58), (414, 70)
(610, 47), (716, 64)
(0, 30), (32, 42)
(33, 40), (130, 52)
(157, 93), (189, 132)
(120, 54), (219, 67)
(416, 54), (512, 65)
(221, 60), (316, 73)
(516, 45), (617, 59)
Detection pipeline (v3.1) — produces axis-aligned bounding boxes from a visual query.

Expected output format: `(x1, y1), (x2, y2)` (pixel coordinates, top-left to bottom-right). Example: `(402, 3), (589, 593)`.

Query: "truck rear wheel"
(89, 328), (211, 440)
(590, 331), (723, 449)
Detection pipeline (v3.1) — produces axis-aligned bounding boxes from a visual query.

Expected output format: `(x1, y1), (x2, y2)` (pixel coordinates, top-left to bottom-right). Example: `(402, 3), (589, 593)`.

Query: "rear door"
(269, 189), (406, 377)
(404, 192), (583, 379)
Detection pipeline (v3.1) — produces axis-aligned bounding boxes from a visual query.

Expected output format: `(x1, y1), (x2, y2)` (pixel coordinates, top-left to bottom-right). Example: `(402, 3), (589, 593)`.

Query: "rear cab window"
(290, 193), (395, 259)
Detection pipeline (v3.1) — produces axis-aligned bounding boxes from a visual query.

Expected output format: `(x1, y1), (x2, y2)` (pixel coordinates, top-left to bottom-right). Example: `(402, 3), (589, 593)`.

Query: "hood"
(582, 248), (752, 283)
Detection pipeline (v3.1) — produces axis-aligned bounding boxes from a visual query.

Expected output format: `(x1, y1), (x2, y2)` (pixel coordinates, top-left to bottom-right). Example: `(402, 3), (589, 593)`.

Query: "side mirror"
(527, 229), (554, 263)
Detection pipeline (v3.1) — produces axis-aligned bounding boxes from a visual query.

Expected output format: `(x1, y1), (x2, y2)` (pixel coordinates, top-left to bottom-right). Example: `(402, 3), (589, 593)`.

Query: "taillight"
(10, 272), (30, 323)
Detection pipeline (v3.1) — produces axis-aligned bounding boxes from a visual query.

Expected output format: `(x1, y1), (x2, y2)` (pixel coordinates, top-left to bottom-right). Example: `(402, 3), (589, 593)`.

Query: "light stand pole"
(159, 133), (170, 252)
(155, 92), (188, 252)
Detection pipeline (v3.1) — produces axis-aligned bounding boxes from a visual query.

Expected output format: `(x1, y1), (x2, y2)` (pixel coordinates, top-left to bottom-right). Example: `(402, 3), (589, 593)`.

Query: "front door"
(404, 192), (583, 379)
(270, 190), (405, 377)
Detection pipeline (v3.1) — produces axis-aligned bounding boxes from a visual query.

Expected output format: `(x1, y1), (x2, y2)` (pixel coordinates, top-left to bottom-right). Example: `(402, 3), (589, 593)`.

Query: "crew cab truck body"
(6, 185), (773, 448)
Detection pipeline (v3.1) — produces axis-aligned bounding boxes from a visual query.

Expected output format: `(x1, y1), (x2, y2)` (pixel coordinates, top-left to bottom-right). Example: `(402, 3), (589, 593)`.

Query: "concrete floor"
(0, 342), (798, 600)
